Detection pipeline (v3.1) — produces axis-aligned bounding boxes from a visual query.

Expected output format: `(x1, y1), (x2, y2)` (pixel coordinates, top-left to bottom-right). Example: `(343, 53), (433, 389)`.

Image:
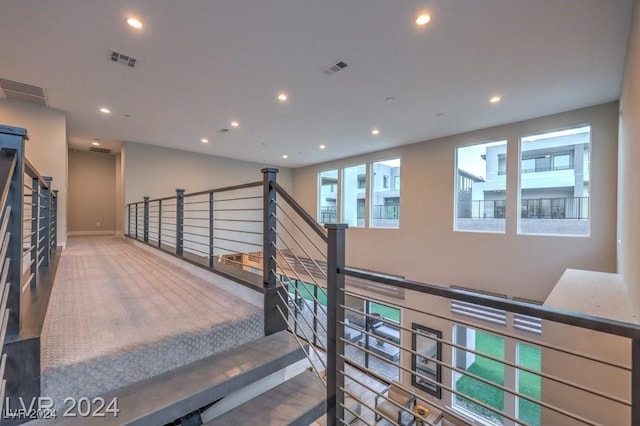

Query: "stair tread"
(28, 331), (305, 425)
(204, 370), (326, 426)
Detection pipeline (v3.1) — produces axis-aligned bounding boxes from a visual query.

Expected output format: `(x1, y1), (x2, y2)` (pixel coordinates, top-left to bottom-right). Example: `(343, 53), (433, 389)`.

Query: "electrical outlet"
(96, 222), (101, 227)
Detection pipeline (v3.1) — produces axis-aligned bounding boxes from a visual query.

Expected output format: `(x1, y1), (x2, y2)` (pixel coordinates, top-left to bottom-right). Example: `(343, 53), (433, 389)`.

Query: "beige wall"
(293, 102), (619, 301)
(0, 99), (68, 246)
(123, 141), (293, 232)
(619, 0), (640, 314)
(115, 153), (124, 235)
(68, 150), (116, 234)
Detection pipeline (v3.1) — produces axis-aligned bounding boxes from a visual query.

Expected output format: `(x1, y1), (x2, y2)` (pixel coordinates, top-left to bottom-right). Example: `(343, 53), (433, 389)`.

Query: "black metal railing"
(0, 125), (59, 415)
(126, 167), (639, 426)
(371, 205), (399, 220)
(457, 197), (589, 220)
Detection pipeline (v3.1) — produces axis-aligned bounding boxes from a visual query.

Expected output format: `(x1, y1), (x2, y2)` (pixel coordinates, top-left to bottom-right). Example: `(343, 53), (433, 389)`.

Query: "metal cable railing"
(0, 126), (59, 414)
(124, 166), (640, 426)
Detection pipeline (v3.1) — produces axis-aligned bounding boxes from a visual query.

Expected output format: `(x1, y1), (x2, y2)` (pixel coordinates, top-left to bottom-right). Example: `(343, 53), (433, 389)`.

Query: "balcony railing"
(458, 197), (589, 220)
(318, 205), (400, 223)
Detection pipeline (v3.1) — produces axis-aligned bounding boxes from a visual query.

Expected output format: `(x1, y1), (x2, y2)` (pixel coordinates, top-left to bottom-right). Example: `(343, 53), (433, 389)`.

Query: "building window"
(518, 125), (590, 236)
(343, 164), (367, 227)
(394, 175), (400, 191)
(455, 140), (507, 233)
(318, 169), (338, 224)
(371, 159), (400, 229)
(452, 325), (505, 425)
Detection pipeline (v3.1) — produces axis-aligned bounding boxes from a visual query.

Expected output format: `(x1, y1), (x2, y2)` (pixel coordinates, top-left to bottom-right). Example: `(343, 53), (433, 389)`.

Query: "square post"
(51, 191), (57, 250)
(30, 177), (38, 288)
(209, 191), (214, 268)
(41, 177), (52, 267)
(176, 189), (185, 256)
(262, 167), (287, 336)
(633, 339), (640, 426)
(158, 199), (163, 248)
(135, 203), (139, 239)
(143, 196), (150, 243)
(325, 223), (348, 425)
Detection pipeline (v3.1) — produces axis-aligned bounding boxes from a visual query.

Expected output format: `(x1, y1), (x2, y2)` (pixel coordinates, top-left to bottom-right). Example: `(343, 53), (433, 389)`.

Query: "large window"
(318, 169), (338, 224)
(455, 140), (507, 233)
(517, 343), (542, 425)
(519, 125), (590, 236)
(452, 325), (505, 425)
(371, 158), (400, 228)
(343, 164), (367, 227)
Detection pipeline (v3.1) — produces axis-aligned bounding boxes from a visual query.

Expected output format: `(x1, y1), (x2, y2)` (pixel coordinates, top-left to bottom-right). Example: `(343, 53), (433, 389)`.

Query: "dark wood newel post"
(325, 223), (347, 425)
(262, 167), (287, 336)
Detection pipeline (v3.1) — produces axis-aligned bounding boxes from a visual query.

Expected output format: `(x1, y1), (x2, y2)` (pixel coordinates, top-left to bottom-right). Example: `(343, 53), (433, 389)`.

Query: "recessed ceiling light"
(282, 154), (288, 159)
(319, 144), (326, 150)
(100, 107), (111, 114)
(201, 138), (209, 143)
(415, 14), (431, 26)
(127, 17), (143, 29)
(230, 121), (239, 127)
(371, 129), (380, 135)
(277, 93), (288, 102)
(490, 96), (502, 104)
(91, 141), (100, 146)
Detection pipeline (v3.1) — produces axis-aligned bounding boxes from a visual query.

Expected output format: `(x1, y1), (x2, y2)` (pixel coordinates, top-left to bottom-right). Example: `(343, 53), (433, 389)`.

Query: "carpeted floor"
(41, 236), (263, 408)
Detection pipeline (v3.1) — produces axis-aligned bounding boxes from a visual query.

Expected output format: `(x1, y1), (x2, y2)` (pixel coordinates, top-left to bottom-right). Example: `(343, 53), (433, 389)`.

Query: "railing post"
(143, 196), (149, 243)
(633, 339), (640, 426)
(30, 177), (38, 288)
(262, 167), (286, 336)
(158, 200), (162, 248)
(176, 189), (185, 256)
(1, 126), (27, 337)
(325, 223), (348, 425)
(135, 203), (139, 239)
(42, 177), (52, 267)
(209, 191), (214, 268)
(51, 190), (58, 249)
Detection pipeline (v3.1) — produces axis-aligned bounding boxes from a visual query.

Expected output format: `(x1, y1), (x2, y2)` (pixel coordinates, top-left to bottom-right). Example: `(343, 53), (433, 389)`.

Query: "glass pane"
(455, 140), (507, 233)
(318, 169), (338, 224)
(343, 164), (366, 227)
(519, 125), (590, 236)
(517, 343), (542, 426)
(453, 325), (505, 425)
(371, 158), (400, 228)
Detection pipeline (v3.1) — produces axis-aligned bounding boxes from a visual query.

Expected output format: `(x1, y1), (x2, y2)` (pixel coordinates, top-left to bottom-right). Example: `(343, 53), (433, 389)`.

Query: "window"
(318, 169), (338, 224)
(394, 175), (400, 190)
(455, 140), (507, 233)
(343, 164), (366, 227)
(519, 125), (590, 236)
(371, 158), (400, 228)
(452, 325), (505, 425)
(517, 343), (542, 426)
(345, 295), (400, 382)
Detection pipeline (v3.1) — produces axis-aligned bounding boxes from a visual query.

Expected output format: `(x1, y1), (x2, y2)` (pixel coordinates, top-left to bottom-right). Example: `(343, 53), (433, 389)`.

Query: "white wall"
(122, 141), (293, 232)
(619, 0), (640, 314)
(293, 103), (619, 302)
(0, 99), (68, 246)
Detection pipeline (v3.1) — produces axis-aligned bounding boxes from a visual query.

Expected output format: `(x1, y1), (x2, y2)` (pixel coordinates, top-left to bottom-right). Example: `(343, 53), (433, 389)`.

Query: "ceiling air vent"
(109, 50), (137, 68)
(89, 147), (112, 154)
(0, 78), (48, 107)
(323, 60), (348, 76)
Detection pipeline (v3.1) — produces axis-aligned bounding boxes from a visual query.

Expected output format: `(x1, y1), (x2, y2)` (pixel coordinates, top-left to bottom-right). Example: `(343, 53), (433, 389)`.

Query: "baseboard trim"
(67, 231), (116, 236)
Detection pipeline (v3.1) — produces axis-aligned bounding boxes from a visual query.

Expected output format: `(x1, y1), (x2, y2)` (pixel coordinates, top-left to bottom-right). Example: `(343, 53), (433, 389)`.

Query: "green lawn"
(455, 331), (541, 425)
(287, 280), (400, 323)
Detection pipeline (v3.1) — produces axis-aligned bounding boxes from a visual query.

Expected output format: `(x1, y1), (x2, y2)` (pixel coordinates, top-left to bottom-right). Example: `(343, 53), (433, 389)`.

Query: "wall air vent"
(89, 147), (112, 154)
(109, 50), (137, 68)
(0, 78), (48, 107)
(323, 60), (348, 76)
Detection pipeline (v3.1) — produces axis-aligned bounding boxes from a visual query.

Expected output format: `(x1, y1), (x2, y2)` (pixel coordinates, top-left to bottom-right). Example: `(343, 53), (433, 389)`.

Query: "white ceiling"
(0, 0), (633, 167)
